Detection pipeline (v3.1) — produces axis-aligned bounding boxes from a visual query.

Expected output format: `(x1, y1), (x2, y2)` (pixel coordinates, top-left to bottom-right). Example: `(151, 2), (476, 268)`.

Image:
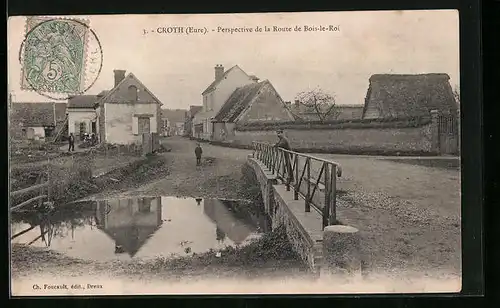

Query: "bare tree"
(294, 88), (340, 122)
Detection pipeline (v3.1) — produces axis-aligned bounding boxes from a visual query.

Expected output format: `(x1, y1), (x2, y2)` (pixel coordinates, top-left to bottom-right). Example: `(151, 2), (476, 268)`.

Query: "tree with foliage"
(294, 88), (340, 122)
(453, 85), (460, 104)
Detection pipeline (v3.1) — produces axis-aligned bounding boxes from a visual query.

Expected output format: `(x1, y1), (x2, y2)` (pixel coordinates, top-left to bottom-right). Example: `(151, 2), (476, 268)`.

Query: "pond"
(10, 196), (271, 261)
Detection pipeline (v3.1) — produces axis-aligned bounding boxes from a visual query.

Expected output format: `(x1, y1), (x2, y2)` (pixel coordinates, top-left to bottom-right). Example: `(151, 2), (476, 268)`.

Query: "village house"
(211, 80), (295, 142)
(286, 101), (364, 121)
(67, 95), (99, 141)
(93, 70), (163, 145)
(160, 108), (188, 137)
(95, 197), (163, 257)
(184, 105), (202, 138)
(193, 64), (258, 140)
(9, 102), (67, 141)
(362, 73), (459, 119)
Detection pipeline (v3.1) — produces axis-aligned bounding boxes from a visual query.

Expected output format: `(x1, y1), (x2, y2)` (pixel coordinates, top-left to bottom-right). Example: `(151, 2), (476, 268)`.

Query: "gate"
(438, 113), (459, 155)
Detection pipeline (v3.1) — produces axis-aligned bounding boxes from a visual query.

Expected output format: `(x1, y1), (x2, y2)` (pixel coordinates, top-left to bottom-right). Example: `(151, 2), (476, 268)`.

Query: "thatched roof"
(214, 80), (269, 122)
(363, 73), (458, 118)
(10, 102), (67, 127)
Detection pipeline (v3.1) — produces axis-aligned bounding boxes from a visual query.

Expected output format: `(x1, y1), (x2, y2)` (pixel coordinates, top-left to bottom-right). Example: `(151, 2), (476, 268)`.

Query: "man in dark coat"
(274, 129), (293, 184)
(68, 132), (75, 152)
(195, 143), (203, 166)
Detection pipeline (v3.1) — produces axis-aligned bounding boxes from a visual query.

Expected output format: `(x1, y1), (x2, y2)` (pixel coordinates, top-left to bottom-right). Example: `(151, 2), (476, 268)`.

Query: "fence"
(10, 161), (52, 240)
(142, 132), (160, 155)
(253, 141), (342, 229)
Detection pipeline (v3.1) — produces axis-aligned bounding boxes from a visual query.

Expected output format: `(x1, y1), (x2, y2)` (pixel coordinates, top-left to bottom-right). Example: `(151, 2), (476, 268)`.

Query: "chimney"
(113, 69), (126, 87)
(214, 64), (224, 81)
(294, 100), (300, 108)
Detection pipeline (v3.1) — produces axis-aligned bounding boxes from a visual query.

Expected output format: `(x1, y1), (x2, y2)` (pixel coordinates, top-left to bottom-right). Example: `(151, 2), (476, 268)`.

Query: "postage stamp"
(20, 17), (100, 97)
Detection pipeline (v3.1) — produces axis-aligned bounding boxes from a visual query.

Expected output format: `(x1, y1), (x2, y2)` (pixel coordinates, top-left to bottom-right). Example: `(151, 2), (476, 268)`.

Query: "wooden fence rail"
(253, 141), (343, 229)
(10, 160), (53, 241)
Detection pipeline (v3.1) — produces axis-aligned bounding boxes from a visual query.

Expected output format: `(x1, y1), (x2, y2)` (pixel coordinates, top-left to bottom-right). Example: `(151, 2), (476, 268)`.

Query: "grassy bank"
(9, 153), (170, 209)
(11, 225), (308, 280)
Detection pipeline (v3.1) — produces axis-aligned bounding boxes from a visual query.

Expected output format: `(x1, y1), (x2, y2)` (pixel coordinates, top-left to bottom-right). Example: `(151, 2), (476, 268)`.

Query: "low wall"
(229, 117), (437, 156)
(246, 156), (323, 272)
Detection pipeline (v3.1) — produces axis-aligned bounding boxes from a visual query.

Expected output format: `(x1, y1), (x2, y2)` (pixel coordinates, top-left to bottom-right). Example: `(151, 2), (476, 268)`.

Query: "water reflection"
(11, 196), (270, 261)
(95, 197), (163, 257)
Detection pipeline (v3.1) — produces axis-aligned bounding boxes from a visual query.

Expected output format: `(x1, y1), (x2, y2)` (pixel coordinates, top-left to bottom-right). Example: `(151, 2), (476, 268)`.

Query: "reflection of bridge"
(95, 197), (163, 257)
(202, 199), (257, 245)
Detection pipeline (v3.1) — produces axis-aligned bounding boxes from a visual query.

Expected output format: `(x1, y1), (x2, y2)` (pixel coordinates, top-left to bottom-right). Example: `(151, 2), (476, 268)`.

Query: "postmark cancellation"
(20, 17), (91, 95)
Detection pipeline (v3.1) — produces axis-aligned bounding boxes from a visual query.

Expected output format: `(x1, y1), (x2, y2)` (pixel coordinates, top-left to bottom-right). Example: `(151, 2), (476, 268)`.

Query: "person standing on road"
(195, 143), (203, 166)
(274, 129), (293, 184)
(68, 132), (75, 152)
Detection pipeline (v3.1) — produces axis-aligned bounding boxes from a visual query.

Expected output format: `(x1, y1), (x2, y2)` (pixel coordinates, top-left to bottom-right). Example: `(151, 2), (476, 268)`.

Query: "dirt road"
(316, 153), (461, 278)
(89, 137), (253, 200)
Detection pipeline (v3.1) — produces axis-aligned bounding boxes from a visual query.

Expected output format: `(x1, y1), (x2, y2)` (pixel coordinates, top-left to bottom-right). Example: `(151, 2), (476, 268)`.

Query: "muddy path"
(87, 137), (253, 201)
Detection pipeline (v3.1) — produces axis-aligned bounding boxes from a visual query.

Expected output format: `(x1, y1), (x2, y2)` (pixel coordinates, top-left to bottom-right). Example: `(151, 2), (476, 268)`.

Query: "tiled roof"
(161, 109), (187, 123)
(214, 80), (269, 122)
(68, 95), (99, 108)
(102, 73), (162, 105)
(363, 73), (459, 118)
(10, 102), (67, 127)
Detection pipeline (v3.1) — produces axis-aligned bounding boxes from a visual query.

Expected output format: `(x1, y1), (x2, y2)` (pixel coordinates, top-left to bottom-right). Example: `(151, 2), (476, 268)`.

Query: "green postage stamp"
(21, 17), (90, 94)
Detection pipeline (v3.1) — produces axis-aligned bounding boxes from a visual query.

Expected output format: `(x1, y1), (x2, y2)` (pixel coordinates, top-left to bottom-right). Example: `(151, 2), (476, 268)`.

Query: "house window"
(138, 117), (151, 134)
(128, 85), (138, 101)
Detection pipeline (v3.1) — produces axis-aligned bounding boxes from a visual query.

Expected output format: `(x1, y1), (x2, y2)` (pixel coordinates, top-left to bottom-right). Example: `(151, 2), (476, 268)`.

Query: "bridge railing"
(252, 141), (342, 229)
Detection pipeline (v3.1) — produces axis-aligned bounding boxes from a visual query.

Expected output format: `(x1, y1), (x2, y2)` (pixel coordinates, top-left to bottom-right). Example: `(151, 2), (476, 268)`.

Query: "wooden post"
(271, 148), (275, 174)
(294, 154), (299, 200)
(37, 173), (43, 209)
(46, 159), (52, 201)
(323, 163), (331, 229)
(330, 165), (337, 225)
(305, 158), (311, 212)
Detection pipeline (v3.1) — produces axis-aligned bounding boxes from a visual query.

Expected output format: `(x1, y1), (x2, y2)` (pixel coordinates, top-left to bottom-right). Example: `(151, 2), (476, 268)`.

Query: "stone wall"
(271, 184), (323, 272)
(230, 117), (437, 155)
(246, 156), (322, 273)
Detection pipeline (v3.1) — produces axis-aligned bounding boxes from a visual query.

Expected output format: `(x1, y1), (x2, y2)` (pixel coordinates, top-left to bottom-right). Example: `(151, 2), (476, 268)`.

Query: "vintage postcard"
(8, 10), (461, 296)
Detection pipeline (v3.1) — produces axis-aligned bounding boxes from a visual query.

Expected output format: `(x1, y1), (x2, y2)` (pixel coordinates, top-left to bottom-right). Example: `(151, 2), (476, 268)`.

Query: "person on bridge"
(274, 129), (293, 184)
(195, 143), (203, 166)
(68, 132), (75, 152)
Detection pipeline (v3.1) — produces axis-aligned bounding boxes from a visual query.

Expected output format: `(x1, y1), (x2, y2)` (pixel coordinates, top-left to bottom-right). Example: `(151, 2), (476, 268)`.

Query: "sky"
(8, 10), (459, 110)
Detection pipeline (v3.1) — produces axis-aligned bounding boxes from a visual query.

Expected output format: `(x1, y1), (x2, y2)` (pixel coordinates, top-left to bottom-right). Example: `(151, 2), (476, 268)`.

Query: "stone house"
(9, 102), (67, 141)
(184, 105), (202, 137)
(362, 73), (459, 119)
(211, 80), (295, 142)
(95, 70), (163, 145)
(161, 108), (188, 136)
(67, 95), (99, 141)
(194, 64), (258, 140)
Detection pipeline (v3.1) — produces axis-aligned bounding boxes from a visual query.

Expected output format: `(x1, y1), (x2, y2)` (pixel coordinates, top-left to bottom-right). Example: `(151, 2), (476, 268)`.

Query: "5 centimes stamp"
(19, 16), (103, 100)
